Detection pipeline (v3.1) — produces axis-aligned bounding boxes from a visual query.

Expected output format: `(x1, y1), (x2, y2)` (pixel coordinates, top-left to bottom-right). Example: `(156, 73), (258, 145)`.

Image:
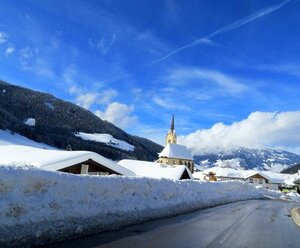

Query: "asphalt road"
(48, 200), (300, 248)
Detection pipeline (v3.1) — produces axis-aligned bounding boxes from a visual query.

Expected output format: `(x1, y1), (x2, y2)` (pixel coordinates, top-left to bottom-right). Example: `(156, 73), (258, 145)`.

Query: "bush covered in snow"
(0, 165), (283, 247)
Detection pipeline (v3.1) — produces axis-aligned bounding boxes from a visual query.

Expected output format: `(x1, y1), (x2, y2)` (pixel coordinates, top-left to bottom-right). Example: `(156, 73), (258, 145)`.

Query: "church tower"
(165, 115), (177, 145)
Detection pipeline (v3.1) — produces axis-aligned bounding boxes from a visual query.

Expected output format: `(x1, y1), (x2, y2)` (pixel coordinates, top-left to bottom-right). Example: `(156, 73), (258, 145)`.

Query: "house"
(157, 115), (195, 173)
(118, 159), (193, 180)
(0, 144), (134, 176)
(200, 167), (289, 190)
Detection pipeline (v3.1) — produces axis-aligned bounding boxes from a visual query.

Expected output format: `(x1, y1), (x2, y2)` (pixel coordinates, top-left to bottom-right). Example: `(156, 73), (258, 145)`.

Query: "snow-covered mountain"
(193, 147), (300, 172)
(0, 80), (162, 161)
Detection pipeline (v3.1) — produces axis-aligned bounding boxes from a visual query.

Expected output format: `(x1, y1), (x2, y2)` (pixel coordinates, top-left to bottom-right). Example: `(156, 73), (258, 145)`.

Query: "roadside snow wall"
(0, 165), (280, 247)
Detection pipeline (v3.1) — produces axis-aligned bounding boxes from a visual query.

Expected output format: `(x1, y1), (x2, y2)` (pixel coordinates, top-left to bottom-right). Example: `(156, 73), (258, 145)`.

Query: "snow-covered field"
(75, 132), (135, 151)
(0, 165), (285, 248)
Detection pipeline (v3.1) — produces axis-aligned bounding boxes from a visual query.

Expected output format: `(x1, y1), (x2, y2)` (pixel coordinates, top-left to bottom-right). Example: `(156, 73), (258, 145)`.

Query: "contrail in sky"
(144, 0), (291, 67)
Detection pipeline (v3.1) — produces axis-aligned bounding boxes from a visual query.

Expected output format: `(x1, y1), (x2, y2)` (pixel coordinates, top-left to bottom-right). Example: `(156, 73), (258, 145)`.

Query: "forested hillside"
(0, 80), (162, 161)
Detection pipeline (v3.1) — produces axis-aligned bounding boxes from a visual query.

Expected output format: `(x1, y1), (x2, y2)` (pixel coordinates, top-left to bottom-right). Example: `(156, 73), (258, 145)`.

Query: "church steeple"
(165, 115), (177, 145)
(170, 114), (174, 132)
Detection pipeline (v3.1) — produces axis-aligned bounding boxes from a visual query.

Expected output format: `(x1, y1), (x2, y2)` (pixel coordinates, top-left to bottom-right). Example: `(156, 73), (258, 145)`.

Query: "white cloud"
(5, 46), (14, 55)
(20, 57), (54, 78)
(178, 111), (300, 155)
(75, 89), (118, 109)
(20, 47), (39, 59)
(164, 67), (248, 95)
(76, 92), (98, 109)
(97, 89), (118, 105)
(153, 95), (190, 111)
(63, 65), (78, 85)
(89, 33), (117, 55)
(0, 32), (7, 44)
(258, 63), (300, 77)
(95, 102), (137, 129)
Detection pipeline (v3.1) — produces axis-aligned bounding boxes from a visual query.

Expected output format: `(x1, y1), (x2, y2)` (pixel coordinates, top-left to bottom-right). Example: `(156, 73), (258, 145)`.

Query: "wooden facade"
(58, 159), (121, 175)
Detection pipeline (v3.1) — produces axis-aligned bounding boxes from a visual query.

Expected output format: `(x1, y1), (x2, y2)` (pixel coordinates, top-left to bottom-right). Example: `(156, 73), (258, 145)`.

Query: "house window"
(259, 179), (263, 184)
(249, 178), (253, 183)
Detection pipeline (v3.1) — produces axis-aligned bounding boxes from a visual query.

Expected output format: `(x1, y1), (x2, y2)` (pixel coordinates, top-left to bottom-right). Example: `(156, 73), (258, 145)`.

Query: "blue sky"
(1, 0), (300, 146)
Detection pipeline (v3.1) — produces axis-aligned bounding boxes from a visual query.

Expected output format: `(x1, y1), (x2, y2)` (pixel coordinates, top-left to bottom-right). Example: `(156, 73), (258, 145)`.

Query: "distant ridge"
(193, 147), (300, 172)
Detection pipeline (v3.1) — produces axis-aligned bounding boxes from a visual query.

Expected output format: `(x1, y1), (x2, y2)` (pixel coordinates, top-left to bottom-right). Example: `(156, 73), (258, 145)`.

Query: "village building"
(199, 167), (287, 190)
(118, 159), (193, 180)
(157, 115), (195, 173)
(0, 145), (134, 176)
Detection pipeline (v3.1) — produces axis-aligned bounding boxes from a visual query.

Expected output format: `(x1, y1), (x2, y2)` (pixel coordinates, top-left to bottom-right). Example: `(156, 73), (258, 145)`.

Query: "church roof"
(118, 159), (193, 180)
(159, 143), (194, 160)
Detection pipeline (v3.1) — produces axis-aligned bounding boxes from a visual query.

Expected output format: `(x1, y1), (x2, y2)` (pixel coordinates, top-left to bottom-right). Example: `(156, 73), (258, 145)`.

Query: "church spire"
(170, 114), (175, 131)
(165, 115), (177, 145)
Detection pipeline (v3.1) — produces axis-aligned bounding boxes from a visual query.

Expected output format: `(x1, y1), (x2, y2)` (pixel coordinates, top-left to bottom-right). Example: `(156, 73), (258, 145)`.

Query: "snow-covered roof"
(0, 145), (134, 176)
(159, 144), (194, 160)
(118, 159), (193, 180)
(201, 167), (293, 184)
(0, 129), (134, 176)
(260, 171), (290, 184)
(202, 167), (247, 179)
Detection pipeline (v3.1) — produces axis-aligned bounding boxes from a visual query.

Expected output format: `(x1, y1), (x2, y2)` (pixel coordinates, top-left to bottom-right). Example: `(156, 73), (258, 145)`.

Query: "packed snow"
(23, 118), (36, 127)
(75, 132), (135, 151)
(0, 165), (283, 247)
(0, 129), (55, 149)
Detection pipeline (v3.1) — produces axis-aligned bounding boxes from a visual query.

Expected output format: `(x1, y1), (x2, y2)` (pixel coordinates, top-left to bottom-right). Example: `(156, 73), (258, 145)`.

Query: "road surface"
(49, 200), (300, 248)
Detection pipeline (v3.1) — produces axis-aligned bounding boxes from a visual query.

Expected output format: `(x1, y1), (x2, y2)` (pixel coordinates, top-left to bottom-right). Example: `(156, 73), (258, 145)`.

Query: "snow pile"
(24, 118), (36, 127)
(75, 132), (134, 151)
(285, 192), (300, 202)
(279, 192), (300, 202)
(0, 165), (281, 247)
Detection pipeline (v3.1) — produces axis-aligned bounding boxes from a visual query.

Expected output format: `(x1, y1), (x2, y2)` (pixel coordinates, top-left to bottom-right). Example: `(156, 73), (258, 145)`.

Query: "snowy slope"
(194, 147), (300, 172)
(0, 129), (56, 149)
(0, 165), (283, 247)
(75, 132), (134, 151)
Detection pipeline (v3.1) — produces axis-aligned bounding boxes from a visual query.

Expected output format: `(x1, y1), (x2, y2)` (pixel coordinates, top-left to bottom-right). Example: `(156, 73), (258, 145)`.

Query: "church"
(157, 115), (195, 173)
